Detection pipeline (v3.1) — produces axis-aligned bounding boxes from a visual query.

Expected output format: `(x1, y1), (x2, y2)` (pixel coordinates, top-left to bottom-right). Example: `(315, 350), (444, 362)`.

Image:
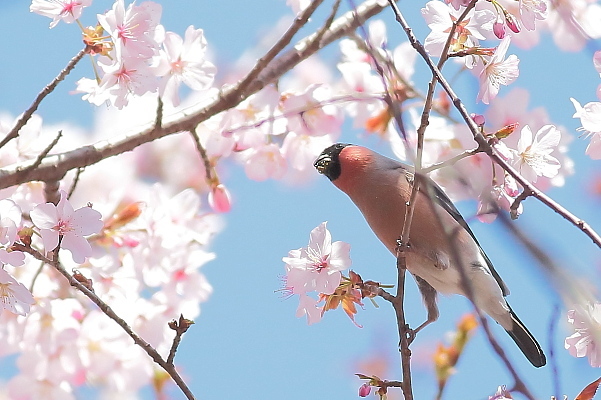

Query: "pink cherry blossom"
(594, 51), (601, 75)
(282, 222), (351, 296)
(545, 0), (601, 52)
(295, 293), (323, 325)
(571, 98), (601, 159)
(30, 0), (92, 29)
(511, 124), (561, 182)
(77, 58), (157, 109)
(30, 191), (103, 263)
(519, 0), (549, 31)
(477, 37), (519, 104)
(0, 268), (35, 316)
(243, 143), (287, 181)
(281, 84), (343, 137)
(154, 26), (217, 106)
(421, 1), (494, 58)
(97, 0), (162, 60)
(565, 302), (601, 367)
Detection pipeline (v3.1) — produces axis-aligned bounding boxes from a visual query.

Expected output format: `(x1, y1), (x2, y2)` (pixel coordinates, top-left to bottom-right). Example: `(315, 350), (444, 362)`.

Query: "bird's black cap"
(314, 143), (351, 181)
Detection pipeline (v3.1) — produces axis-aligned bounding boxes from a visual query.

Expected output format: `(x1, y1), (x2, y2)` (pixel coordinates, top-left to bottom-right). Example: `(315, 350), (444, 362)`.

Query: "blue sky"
(1, 1), (601, 399)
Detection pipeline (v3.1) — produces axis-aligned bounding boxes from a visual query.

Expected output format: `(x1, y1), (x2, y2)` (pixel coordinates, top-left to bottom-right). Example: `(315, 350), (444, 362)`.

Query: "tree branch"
(0, 48), (87, 150)
(0, 0), (393, 191)
(385, 0), (601, 250)
(14, 243), (197, 400)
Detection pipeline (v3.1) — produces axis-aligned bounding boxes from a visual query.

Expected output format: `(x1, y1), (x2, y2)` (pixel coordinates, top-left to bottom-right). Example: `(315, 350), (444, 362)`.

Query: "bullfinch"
(314, 143), (546, 368)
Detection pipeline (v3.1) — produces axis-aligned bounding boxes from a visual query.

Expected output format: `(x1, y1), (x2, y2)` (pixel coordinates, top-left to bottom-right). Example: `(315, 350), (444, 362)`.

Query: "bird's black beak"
(314, 143), (349, 181)
(314, 153), (331, 175)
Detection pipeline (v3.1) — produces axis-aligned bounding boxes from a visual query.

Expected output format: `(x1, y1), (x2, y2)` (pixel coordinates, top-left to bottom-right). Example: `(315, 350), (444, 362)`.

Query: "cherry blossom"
(565, 302), (601, 367)
(519, 0), (549, 30)
(78, 58), (158, 109)
(30, 191), (103, 263)
(477, 37), (519, 104)
(295, 293), (323, 325)
(545, 0), (601, 52)
(30, 0), (92, 29)
(97, 0), (162, 60)
(154, 26), (217, 106)
(282, 222), (351, 296)
(421, 1), (495, 58)
(511, 124), (561, 182)
(281, 84), (343, 137)
(0, 268), (35, 316)
(571, 98), (601, 159)
(243, 143), (287, 181)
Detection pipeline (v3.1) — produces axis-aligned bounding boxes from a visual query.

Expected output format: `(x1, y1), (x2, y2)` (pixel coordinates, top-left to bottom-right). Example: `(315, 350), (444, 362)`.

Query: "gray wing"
(419, 172), (510, 296)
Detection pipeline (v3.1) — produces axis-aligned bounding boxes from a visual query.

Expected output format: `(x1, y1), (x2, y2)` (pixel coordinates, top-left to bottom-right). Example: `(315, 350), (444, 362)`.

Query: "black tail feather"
(505, 305), (546, 368)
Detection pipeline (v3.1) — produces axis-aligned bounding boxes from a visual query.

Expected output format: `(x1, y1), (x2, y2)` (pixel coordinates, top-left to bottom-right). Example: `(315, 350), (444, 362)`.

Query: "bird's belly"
(405, 252), (464, 296)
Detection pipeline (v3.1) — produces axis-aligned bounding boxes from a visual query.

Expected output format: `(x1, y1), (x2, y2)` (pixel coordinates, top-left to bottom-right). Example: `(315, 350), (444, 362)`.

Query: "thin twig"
(155, 96), (164, 130)
(0, 0), (393, 191)
(393, 254), (413, 400)
(234, 0), (326, 96)
(189, 127), (214, 184)
(14, 243), (197, 400)
(549, 304), (562, 399)
(421, 146), (483, 174)
(24, 131), (63, 173)
(385, 0), (601, 250)
(67, 167), (84, 199)
(0, 48), (87, 150)
(43, 180), (61, 205)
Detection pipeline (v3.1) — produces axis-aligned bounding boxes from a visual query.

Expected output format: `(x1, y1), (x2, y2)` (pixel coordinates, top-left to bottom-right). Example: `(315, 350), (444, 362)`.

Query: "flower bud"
(471, 113), (486, 126)
(358, 383), (371, 397)
(493, 21), (506, 39)
(504, 12), (520, 33)
(209, 183), (232, 213)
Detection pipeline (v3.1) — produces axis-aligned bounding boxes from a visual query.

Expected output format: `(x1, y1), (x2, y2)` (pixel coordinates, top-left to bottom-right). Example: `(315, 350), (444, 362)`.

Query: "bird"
(313, 143), (546, 368)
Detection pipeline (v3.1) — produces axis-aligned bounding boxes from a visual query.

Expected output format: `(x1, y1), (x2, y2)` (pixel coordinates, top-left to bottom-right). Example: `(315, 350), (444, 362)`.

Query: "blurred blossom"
(30, 0), (92, 28)
(565, 302), (601, 367)
(0, 268), (35, 316)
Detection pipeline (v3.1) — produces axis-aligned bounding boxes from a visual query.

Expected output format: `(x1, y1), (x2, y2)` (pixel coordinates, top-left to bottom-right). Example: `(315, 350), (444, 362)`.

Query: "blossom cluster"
(7, 0), (601, 397)
(0, 117), (219, 399)
(281, 222), (352, 325)
(31, 0), (216, 109)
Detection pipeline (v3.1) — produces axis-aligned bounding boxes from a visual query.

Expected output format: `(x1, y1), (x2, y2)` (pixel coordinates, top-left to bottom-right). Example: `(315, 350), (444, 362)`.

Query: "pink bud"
(359, 383), (371, 397)
(493, 21), (506, 39)
(471, 113), (486, 126)
(209, 184), (232, 213)
(505, 13), (520, 33)
(504, 174), (519, 197)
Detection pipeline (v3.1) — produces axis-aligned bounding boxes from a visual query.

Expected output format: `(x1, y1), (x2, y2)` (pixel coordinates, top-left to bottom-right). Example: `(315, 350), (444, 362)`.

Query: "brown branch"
(25, 131), (63, 174)
(385, 0), (601, 251)
(0, 48), (87, 150)
(235, 0), (326, 95)
(14, 243), (197, 400)
(189, 127), (215, 184)
(0, 0), (393, 191)
(393, 254), (413, 400)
